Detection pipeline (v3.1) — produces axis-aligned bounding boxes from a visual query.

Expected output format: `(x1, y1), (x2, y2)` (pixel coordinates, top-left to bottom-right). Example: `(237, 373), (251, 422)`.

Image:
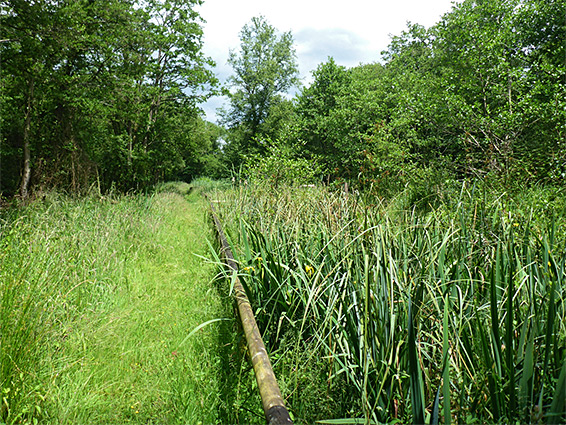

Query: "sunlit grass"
(0, 187), (232, 424)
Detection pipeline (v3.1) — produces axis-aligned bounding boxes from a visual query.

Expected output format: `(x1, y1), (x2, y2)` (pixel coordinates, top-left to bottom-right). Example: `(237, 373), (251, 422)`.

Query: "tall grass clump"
(210, 182), (566, 424)
(0, 193), (155, 423)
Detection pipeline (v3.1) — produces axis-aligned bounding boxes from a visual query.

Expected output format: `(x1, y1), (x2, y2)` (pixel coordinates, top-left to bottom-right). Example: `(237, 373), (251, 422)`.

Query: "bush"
(244, 140), (323, 189)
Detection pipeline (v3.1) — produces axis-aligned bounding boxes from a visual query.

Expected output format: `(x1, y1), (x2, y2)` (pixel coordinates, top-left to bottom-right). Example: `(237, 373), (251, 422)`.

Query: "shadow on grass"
(212, 273), (265, 425)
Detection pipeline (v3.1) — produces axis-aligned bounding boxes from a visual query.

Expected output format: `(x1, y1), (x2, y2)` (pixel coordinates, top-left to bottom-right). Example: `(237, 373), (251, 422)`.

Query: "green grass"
(0, 186), (238, 424)
(210, 181), (566, 424)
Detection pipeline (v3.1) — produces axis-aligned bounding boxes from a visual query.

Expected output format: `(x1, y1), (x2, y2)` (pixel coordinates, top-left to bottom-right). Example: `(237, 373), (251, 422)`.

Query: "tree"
(100, 0), (217, 190)
(510, 0), (566, 181)
(368, 0), (566, 184)
(380, 23), (451, 167)
(0, 0), (217, 197)
(432, 0), (566, 182)
(283, 0), (566, 189)
(221, 16), (299, 163)
(135, 0), (216, 153)
(0, 0), (54, 197)
(295, 58), (351, 164)
(295, 59), (397, 181)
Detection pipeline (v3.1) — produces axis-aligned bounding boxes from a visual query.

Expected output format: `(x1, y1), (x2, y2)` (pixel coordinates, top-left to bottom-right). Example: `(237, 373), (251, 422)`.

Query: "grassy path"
(0, 187), (243, 424)
(40, 190), (226, 424)
(1, 186), (271, 424)
(45, 190), (231, 424)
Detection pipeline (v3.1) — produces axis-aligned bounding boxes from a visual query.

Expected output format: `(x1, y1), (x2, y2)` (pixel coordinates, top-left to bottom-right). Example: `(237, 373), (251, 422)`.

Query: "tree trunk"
(143, 53), (167, 148)
(19, 77), (34, 199)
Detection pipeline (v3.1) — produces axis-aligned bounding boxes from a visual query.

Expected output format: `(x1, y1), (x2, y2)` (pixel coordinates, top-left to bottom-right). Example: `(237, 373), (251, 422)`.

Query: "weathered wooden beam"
(208, 197), (293, 425)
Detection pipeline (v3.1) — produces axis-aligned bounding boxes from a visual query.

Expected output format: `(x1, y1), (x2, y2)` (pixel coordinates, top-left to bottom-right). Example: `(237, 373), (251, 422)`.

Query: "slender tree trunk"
(143, 53), (167, 148)
(70, 134), (78, 192)
(128, 136), (133, 167)
(143, 86), (163, 149)
(19, 77), (34, 199)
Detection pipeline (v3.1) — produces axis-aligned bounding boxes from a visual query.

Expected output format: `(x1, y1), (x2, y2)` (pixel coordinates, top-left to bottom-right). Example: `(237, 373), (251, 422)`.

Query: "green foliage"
(0, 0), (218, 196)
(356, 123), (408, 196)
(273, 0), (566, 189)
(212, 183), (566, 424)
(2, 0), (565, 194)
(295, 58), (352, 172)
(430, 0), (564, 181)
(244, 139), (323, 188)
(382, 0), (566, 183)
(221, 16), (299, 166)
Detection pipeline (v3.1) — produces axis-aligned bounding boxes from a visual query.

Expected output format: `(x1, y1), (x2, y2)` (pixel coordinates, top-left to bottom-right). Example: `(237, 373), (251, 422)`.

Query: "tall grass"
(0, 188), (231, 424)
(211, 182), (566, 424)
(0, 193), (146, 422)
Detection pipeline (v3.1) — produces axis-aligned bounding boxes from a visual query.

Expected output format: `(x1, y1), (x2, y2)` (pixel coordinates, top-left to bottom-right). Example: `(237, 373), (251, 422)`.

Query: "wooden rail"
(207, 197), (293, 425)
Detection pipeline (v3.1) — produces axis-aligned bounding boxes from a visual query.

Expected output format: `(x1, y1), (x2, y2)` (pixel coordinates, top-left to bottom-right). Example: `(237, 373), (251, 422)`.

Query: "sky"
(196, 0), (457, 123)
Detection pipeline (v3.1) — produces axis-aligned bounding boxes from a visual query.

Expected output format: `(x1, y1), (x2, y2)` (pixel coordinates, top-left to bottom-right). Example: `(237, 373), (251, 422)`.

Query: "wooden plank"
(207, 196), (293, 425)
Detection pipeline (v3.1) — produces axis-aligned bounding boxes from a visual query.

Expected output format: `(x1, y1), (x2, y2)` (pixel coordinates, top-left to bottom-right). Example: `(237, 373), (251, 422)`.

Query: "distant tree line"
(1, 0), (222, 198)
(223, 0), (565, 190)
(2, 0), (565, 198)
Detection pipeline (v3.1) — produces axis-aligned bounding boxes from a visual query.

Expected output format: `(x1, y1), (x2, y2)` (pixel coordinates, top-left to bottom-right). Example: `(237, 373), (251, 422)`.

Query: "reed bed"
(211, 183), (566, 424)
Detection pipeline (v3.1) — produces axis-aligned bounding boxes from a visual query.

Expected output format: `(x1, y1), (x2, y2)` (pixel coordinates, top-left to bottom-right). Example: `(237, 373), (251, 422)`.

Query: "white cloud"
(295, 27), (372, 72)
(197, 0), (456, 122)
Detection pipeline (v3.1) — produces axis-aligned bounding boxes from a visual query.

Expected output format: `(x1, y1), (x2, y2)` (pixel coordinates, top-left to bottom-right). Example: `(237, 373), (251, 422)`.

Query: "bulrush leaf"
(408, 291), (425, 425)
(548, 358), (566, 424)
(505, 234), (516, 416)
(211, 182), (566, 423)
(442, 295), (451, 425)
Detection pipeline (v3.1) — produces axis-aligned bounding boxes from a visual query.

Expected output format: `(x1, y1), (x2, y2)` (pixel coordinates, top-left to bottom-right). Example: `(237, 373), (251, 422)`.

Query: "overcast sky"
(196, 0), (457, 123)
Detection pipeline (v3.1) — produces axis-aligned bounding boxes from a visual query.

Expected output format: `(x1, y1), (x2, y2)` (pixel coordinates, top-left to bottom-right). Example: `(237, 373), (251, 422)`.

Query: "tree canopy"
(221, 16), (299, 165)
(243, 0), (566, 189)
(0, 0), (218, 197)
(1, 0), (564, 197)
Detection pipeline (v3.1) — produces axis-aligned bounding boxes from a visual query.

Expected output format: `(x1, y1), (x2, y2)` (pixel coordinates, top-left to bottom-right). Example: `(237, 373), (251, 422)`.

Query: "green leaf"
(548, 358), (566, 422)
(408, 291), (426, 425)
(442, 295), (451, 425)
(178, 318), (233, 347)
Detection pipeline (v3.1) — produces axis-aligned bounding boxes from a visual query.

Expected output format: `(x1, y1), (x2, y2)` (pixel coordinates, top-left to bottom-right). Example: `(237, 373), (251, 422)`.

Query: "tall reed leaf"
(442, 295), (451, 425)
(505, 236), (516, 416)
(548, 358), (566, 423)
(408, 288), (425, 425)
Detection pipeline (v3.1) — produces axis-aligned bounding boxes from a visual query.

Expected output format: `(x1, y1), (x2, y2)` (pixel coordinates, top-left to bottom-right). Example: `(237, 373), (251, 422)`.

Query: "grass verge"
(0, 185), (234, 424)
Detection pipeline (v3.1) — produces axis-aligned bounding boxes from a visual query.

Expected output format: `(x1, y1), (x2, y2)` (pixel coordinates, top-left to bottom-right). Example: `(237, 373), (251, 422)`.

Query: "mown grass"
(211, 181), (566, 424)
(0, 184), (235, 424)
